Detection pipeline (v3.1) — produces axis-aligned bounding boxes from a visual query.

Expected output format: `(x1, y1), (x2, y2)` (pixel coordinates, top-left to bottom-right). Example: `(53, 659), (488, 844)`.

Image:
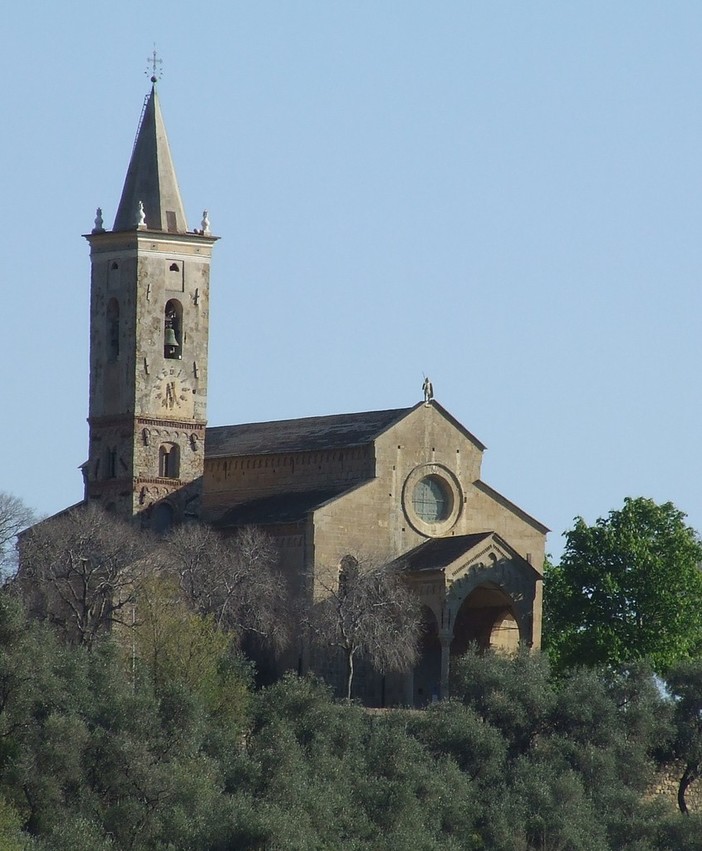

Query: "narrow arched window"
(151, 502), (174, 533)
(105, 447), (117, 479)
(159, 443), (180, 479)
(106, 298), (119, 361)
(339, 555), (359, 595)
(164, 299), (182, 359)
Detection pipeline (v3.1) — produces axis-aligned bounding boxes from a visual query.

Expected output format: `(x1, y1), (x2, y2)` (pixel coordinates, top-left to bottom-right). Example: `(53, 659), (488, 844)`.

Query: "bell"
(164, 328), (179, 349)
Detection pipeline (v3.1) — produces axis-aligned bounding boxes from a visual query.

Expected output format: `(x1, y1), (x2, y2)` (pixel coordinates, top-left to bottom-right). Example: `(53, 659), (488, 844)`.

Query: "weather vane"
(146, 46), (163, 83)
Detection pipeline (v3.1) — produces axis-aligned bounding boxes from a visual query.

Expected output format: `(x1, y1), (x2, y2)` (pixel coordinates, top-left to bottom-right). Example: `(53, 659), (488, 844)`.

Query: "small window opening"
(106, 298), (119, 361)
(164, 299), (182, 359)
(108, 261), (121, 290)
(169, 262), (180, 272)
(159, 443), (180, 479)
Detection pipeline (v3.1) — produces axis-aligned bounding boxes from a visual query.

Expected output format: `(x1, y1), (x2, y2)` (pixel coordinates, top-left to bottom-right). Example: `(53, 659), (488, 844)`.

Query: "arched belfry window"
(159, 443), (180, 479)
(106, 298), (119, 361)
(164, 299), (182, 359)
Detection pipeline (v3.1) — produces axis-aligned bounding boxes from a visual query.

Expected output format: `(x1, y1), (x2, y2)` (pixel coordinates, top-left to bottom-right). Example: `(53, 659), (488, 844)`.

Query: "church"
(82, 79), (547, 705)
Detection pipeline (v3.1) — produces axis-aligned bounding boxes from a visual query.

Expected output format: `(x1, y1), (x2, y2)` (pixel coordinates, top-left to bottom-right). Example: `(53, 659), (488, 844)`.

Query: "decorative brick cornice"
(135, 476), (185, 487)
(89, 415), (206, 431)
(136, 417), (206, 431)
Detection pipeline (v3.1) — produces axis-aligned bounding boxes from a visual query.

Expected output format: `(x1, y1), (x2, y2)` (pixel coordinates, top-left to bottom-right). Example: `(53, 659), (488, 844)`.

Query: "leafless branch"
(160, 523), (288, 651)
(18, 503), (155, 648)
(305, 556), (421, 700)
(0, 492), (36, 578)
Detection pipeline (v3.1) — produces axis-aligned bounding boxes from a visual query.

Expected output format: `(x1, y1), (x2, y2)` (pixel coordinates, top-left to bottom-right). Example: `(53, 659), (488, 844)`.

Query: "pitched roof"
(213, 488), (349, 527)
(397, 533), (493, 572)
(474, 481), (550, 534)
(113, 86), (188, 233)
(205, 407), (413, 459)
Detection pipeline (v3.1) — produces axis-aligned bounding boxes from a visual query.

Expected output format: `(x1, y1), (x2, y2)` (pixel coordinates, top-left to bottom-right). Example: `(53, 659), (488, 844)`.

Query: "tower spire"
(113, 82), (188, 233)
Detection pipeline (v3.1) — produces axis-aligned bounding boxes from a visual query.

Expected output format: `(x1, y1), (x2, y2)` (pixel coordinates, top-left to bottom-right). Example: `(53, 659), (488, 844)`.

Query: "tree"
(132, 574), (251, 729)
(162, 523), (288, 651)
(544, 497), (702, 673)
(664, 658), (702, 815)
(18, 504), (154, 648)
(0, 492), (35, 578)
(448, 648), (673, 851)
(230, 675), (479, 850)
(306, 556), (421, 700)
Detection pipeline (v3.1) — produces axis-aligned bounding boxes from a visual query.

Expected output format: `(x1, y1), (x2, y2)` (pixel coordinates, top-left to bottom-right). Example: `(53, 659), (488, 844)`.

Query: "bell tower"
(84, 81), (217, 527)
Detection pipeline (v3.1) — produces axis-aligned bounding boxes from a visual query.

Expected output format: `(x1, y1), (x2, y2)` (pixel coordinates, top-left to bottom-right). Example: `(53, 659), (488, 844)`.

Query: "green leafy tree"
(132, 574), (251, 733)
(544, 497), (702, 672)
(448, 649), (672, 850)
(226, 675), (478, 849)
(0, 588), (250, 850)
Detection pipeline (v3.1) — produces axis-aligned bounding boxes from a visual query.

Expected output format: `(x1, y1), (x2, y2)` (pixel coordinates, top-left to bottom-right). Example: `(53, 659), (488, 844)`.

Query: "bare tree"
(307, 556), (422, 701)
(18, 503), (154, 648)
(0, 492), (35, 577)
(162, 523), (288, 650)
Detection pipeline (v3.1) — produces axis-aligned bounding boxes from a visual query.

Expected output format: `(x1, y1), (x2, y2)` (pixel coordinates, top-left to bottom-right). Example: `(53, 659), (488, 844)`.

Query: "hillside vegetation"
(0, 590), (699, 850)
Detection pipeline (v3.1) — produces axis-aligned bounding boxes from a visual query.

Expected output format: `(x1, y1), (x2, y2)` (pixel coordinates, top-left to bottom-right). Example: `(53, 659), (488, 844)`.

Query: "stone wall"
(648, 763), (702, 813)
(203, 446), (375, 514)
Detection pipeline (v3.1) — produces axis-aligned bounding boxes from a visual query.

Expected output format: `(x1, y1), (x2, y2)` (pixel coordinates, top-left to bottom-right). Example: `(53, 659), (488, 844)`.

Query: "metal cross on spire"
(146, 46), (163, 84)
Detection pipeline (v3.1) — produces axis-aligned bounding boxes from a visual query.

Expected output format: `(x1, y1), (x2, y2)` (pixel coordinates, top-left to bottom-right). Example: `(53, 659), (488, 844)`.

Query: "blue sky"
(3, 2), (701, 557)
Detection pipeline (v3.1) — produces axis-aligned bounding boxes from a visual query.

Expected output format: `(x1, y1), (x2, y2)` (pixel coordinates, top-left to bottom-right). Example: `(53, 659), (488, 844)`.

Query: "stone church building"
(81, 81), (547, 705)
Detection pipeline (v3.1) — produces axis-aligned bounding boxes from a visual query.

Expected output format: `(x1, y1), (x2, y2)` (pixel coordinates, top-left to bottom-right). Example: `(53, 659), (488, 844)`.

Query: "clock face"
(154, 366), (194, 417)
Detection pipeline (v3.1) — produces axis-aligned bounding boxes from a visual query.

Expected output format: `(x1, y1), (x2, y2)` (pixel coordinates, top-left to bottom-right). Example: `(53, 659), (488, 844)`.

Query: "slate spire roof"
(113, 85), (189, 233)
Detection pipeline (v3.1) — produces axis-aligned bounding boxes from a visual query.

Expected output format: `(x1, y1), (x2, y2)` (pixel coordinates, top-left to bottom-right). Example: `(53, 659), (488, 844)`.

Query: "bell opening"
(164, 299), (182, 360)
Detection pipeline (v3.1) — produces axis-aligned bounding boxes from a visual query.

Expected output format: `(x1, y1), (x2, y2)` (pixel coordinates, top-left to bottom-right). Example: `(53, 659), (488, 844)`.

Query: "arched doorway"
(413, 605), (441, 707)
(451, 584), (521, 656)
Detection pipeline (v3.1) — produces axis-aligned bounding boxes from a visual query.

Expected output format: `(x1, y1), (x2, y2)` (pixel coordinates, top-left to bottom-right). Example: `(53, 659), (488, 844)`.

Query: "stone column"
(439, 633), (452, 700)
(404, 668), (414, 708)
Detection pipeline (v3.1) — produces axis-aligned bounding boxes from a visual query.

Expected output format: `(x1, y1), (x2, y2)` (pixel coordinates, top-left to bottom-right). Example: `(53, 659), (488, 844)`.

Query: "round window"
(402, 463), (463, 536)
(411, 475), (452, 523)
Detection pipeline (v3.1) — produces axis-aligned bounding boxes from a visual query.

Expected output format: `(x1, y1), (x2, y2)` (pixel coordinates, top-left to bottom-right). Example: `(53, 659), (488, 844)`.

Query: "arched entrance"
(413, 605), (441, 707)
(451, 584), (521, 656)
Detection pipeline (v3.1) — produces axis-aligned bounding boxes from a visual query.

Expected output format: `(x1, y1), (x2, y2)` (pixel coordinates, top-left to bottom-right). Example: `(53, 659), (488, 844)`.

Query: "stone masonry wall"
(203, 445), (375, 515)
